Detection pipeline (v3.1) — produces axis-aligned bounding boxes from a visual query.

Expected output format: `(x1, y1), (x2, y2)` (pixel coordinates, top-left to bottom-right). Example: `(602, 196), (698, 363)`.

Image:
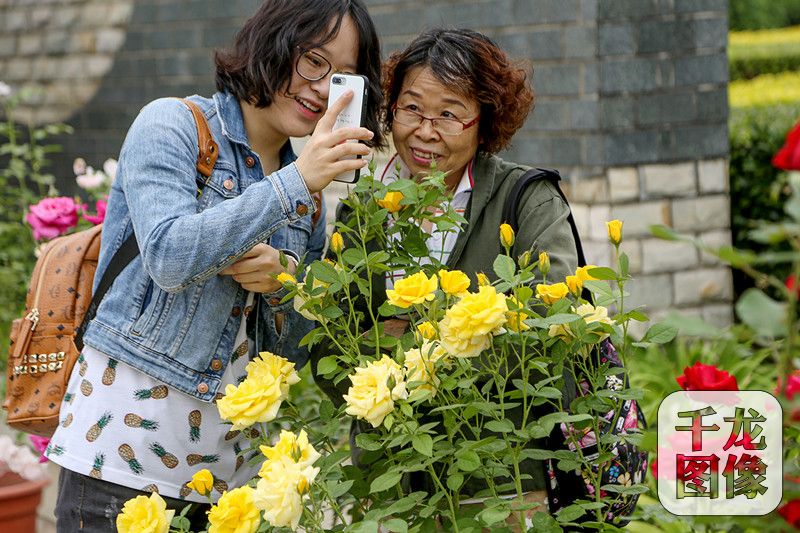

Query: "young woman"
(47, 1), (383, 530)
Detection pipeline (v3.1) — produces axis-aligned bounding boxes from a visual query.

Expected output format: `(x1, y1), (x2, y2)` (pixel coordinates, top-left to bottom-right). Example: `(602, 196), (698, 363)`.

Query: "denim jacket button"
(197, 383), (209, 394)
(231, 306), (241, 317)
(295, 203), (308, 216)
(245, 156), (256, 168)
(210, 359), (223, 371)
(223, 179), (234, 190)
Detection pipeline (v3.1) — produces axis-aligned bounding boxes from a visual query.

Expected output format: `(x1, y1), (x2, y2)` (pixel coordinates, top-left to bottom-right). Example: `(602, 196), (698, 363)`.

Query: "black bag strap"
(501, 167), (587, 267)
(74, 99), (217, 350)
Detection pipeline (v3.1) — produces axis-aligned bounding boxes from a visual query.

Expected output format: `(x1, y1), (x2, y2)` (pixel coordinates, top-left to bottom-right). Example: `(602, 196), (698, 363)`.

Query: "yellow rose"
(499, 223), (515, 248)
(377, 190), (404, 213)
(565, 275), (583, 296)
(207, 486), (261, 533)
(445, 286), (509, 337)
(607, 219), (623, 245)
(116, 492), (175, 533)
(254, 460), (316, 531)
(476, 272), (491, 287)
(187, 468), (213, 496)
(343, 355), (408, 428)
(386, 271), (438, 308)
(259, 429), (320, 472)
(505, 296), (530, 332)
(217, 353), (298, 430)
(330, 231), (344, 254)
(575, 264), (599, 282)
(548, 303), (613, 343)
(246, 351), (300, 398)
(538, 251), (550, 277)
(277, 271), (296, 285)
(438, 269), (470, 296)
(403, 341), (447, 396)
(536, 282), (569, 304)
(416, 321), (437, 340)
(438, 316), (492, 359)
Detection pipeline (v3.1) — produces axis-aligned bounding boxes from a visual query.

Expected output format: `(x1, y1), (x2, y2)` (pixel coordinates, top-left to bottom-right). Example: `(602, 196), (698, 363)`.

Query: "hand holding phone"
(295, 78), (372, 193)
(327, 74), (368, 183)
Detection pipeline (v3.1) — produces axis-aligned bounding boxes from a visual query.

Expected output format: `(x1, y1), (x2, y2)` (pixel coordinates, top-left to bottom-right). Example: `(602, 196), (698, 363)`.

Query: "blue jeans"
(54, 468), (210, 532)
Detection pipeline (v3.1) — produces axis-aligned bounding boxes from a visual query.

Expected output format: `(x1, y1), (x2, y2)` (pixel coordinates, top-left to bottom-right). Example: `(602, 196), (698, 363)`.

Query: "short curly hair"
(382, 28), (533, 155)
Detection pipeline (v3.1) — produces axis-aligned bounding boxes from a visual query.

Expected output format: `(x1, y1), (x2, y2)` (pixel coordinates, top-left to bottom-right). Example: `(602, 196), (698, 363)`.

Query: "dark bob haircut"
(382, 28), (533, 154)
(214, 0), (384, 148)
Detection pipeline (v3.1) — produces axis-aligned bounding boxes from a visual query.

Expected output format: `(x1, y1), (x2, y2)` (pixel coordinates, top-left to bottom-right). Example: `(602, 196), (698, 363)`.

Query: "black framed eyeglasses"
(295, 48), (334, 81)
(392, 104), (480, 136)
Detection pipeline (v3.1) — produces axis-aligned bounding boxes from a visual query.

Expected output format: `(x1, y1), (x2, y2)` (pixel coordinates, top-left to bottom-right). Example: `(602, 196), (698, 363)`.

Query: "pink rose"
(83, 199), (107, 225)
(26, 197), (80, 240)
(28, 435), (50, 463)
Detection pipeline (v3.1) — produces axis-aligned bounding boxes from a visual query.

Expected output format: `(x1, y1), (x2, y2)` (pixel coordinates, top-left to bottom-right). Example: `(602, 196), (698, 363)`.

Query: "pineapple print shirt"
(46, 293), (258, 503)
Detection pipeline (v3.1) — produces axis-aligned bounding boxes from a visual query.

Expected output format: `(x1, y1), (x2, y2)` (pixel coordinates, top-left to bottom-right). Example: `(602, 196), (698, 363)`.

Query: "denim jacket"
(82, 91), (326, 401)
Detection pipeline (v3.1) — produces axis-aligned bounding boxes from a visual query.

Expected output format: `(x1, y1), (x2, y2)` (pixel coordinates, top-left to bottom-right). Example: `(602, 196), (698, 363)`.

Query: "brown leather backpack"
(3, 99), (219, 437)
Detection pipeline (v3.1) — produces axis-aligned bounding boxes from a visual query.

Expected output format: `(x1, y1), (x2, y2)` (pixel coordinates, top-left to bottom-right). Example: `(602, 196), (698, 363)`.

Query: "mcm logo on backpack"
(3, 99), (219, 437)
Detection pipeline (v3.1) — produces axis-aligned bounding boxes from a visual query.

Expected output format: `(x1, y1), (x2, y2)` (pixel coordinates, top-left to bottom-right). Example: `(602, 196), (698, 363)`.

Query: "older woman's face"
(392, 67), (480, 189)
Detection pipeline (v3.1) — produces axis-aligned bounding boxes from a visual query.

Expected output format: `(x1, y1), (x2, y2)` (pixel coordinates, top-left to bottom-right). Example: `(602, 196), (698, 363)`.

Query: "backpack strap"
(501, 167), (586, 267)
(74, 99), (217, 350)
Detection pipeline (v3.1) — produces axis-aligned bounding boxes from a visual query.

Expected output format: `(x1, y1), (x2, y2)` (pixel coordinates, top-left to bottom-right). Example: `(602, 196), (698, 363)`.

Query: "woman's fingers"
(315, 90), (354, 133)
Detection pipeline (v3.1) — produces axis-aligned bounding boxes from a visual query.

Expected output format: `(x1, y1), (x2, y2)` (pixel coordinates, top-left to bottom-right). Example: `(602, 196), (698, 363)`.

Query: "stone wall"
(0, 0), (732, 325)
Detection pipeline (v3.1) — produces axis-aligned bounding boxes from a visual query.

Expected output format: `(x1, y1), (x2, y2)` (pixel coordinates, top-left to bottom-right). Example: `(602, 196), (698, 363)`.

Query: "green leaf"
(348, 520), (380, 533)
(370, 470), (403, 493)
(493, 254), (516, 282)
(310, 260), (340, 284)
(316, 355), (339, 375)
(537, 386), (562, 399)
(446, 473), (464, 491)
(650, 224), (680, 241)
(735, 288), (787, 337)
(320, 305), (344, 320)
(641, 323), (678, 344)
(355, 433), (384, 451)
(586, 266), (617, 280)
(600, 483), (649, 495)
(479, 507), (511, 525)
(555, 504), (587, 523)
(485, 419), (515, 433)
(412, 434), (434, 457)
(456, 449), (481, 472)
(529, 512), (563, 533)
(382, 518), (408, 533)
(619, 252), (629, 277)
(328, 479), (354, 498)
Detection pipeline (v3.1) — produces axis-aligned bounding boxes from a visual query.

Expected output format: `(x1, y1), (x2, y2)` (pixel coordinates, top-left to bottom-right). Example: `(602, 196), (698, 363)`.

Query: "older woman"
(376, 28), (576, 290)
(312, 28), (579, 521)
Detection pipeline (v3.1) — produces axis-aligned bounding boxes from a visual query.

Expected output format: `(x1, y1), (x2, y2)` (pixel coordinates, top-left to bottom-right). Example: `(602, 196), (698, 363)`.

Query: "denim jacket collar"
(212, 91), (297, 165)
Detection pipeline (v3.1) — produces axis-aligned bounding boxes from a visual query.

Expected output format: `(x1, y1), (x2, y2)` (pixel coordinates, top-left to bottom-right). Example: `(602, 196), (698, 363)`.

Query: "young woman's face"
(269, 15), (360, 138)
(391, 66), (481, 188)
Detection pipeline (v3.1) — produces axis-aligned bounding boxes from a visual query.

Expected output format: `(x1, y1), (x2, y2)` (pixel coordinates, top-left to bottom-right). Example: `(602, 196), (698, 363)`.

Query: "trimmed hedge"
(729, 0), (800, 31)
(729, 71), (800, 107)
(729, 103), (800, 296)
(729, 26), (800, 81)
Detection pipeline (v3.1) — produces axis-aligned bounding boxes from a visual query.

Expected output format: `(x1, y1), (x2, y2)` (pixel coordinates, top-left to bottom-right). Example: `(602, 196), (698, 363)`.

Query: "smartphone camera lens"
(332, 76), (344, 85)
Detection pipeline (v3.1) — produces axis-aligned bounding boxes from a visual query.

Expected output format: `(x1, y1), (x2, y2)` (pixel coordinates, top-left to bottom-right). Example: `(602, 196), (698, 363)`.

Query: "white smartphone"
(327, 73), (368, 183)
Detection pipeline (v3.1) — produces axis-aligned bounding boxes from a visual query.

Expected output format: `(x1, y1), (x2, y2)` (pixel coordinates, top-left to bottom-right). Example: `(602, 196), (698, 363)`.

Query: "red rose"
(775, 370), (800, 401)
(779, 499), (800, 529)
(83, 199), (107, 225)
(649, 456), (658, 479)
(773, 120), (800, 171)
(676, 362), (739, 391)
(787, 275), (800, 299)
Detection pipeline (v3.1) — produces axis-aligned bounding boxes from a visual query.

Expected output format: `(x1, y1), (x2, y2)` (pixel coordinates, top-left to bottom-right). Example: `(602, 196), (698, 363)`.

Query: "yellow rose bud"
(386, 271), (439, 309)
(499, 223), (515, 248)
(416, 321), (437, 340)
(518, 250), (532, 268)
(330, 232), (344, 254)
(606, 219), (623, 245)
(377, 190), (404, 213)
(297, 477), (310, 495)
(438, 269), (470, 296)
(476, 272), (491, 287)
(536, 282), (569, 305)
(575, 264), (598, 282)
(565, 275), (583, 296)
(276, 271), (296, 285)
(538, 251), (550, 277)
(187, 469), (214, 496)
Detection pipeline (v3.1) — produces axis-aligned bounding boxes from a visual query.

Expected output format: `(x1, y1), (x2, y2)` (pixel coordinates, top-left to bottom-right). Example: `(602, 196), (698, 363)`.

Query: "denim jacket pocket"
(131, 283), (173, 338)
(198, 166), (239, 209)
